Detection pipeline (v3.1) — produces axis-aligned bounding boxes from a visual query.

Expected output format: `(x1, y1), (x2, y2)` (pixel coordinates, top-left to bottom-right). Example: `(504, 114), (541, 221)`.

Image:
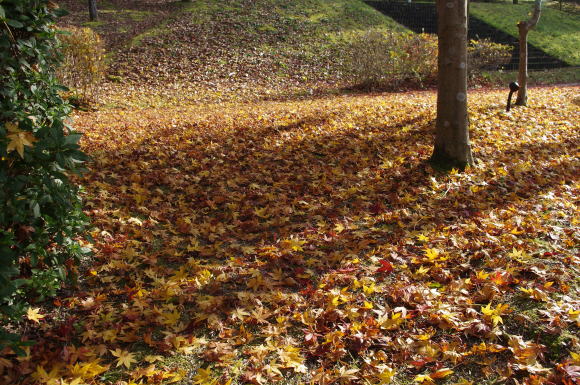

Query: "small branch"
(2, 20), (17, 43)
(526, 0), (542, 30)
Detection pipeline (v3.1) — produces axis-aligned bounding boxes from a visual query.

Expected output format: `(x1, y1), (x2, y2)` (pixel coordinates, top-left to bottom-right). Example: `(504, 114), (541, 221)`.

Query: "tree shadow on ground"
(19, 97), (574, 383)
(86, 100), (577, 279)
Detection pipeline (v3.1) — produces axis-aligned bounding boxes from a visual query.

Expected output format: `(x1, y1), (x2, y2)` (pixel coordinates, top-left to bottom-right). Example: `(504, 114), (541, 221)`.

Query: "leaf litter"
(3, 86), (578, 384)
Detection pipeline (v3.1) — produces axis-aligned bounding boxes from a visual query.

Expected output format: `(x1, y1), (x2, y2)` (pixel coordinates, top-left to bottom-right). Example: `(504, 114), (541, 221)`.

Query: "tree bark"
(515, 0), (541, 106)
(431, 0), (473, 170)
(88, 0), (98, 21)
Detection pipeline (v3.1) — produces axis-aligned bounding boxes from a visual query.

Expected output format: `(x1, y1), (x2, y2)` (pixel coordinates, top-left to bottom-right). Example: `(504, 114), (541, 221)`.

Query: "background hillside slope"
(59, 0), (405, 105)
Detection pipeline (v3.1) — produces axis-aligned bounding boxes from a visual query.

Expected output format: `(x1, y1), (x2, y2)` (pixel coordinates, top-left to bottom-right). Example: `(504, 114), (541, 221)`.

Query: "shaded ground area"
(6, 86), (579, 385)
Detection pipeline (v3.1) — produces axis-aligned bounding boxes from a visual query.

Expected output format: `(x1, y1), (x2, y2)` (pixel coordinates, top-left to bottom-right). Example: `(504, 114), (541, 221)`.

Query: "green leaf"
(6, 19), (24, 28)
(63, 133), (82, 146)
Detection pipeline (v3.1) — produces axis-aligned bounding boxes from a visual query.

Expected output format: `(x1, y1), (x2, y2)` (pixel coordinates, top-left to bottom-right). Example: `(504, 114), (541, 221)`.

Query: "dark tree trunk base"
(514, 95), (528, 106)
(429, 148), (471, 171)
(88, 0), (98, 21)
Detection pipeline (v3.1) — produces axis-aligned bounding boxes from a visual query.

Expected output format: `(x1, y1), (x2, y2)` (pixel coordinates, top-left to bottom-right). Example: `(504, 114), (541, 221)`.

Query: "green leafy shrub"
(57, 26), (106, 107)
(0, 0), (89, 351)
(338, 30), (438, 90)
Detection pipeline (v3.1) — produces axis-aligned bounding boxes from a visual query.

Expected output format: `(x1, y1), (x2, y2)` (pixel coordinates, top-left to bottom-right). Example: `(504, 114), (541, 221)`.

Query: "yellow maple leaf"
(68, 359), (109, 379)
(424, 248), (439, 261)
(253, 207), (270, 218)
(417, 234), (429, 243)
(568, 309), (580, 326)
(280, 237), (305, 251)
(414, 373), (434, 384)
(144, 354), (164, 363)
(192, 367), (217, 385)
(5, 122), (37, 158)
(32, 365), (61, 383)
(363, 282), (376, 295)
(481, 303), (510, 326)
(279, 345), (307, 373)
(508, 248), (531, 262)
(26, 307), (45, 323)
(415, 265), (430, 276)
(379, 311), (403, 330)
(476, 270), (490, 280)
(110, 348), (137, 369)
(375, 365), (396, 384)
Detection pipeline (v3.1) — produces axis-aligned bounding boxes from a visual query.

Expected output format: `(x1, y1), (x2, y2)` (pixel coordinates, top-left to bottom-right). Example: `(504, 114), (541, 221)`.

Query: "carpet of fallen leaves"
(5, 86), (580, 385)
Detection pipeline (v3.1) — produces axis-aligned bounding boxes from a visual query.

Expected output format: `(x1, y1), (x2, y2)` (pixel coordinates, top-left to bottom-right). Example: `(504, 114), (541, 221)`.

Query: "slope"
(58, 0), (405, 106)
(470, 2), (580, 66)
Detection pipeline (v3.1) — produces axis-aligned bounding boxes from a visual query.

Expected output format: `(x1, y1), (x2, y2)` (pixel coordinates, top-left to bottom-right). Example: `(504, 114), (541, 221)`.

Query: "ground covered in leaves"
(4, 86), (579, 384)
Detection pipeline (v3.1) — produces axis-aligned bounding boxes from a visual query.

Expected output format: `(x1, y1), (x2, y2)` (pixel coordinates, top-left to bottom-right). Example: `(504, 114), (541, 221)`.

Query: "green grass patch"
(283, 0), (405, 33)
(478, 67), (580, 86)
(180, 0), (407, 37)
(124, 10), (153, 21)
(470, 2), (580, 65)
(81, 20), (105, 28)
(187, 0), (225, 25)
(130, 20), (172, 47)
(130, 2), (196, 46)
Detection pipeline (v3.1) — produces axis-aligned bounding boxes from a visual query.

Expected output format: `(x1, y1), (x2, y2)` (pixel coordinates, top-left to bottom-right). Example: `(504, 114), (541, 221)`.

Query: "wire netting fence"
(366, 1), (578, 72)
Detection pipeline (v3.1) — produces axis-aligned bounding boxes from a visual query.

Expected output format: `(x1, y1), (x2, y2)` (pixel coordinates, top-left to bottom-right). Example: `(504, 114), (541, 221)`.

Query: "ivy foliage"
(0, 0), (89, 349)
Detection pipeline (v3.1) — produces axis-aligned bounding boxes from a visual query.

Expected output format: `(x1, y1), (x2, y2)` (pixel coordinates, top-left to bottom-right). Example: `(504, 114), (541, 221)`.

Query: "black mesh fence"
(366, 1), (577, 71)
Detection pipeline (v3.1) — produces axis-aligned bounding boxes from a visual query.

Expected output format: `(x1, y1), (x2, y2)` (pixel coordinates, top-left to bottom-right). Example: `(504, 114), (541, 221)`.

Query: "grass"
(281, 0), (405, 33)
(478, 66), (580, 86)
(130, 0), (406, 46)
(87, 0), (412, 107)
(470, 1), (580, 66)
(60, 0), (578, 108)
(129, 14), (180, 47)
(81, 20), (105, 28)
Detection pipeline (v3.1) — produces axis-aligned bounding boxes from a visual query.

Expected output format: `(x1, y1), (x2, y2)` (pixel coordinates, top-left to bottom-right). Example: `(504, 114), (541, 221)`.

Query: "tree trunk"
(430, 0), (473, 170)
(513, 0), (518, 4)
(88, 0), (98, 21)
(515, 0), (541, 106)
(515, 22), (529, 105)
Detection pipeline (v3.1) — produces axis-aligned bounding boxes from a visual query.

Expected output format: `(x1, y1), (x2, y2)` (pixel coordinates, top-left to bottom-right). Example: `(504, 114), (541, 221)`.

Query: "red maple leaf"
(377, 260), (394, 274)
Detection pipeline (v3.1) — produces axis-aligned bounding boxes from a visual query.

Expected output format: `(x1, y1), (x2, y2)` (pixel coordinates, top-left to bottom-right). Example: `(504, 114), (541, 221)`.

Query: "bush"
(468, 38), (513, 72)
(57, 26), (106, 106)
(337, 31), (513, 90)
(338, 30), (438, 90)
(0, 0), (89, 351)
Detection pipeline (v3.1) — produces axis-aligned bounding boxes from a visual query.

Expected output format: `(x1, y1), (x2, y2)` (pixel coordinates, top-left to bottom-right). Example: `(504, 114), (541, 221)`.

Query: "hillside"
(58, 0), (405, 106)
(470, 2), (580, 66)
